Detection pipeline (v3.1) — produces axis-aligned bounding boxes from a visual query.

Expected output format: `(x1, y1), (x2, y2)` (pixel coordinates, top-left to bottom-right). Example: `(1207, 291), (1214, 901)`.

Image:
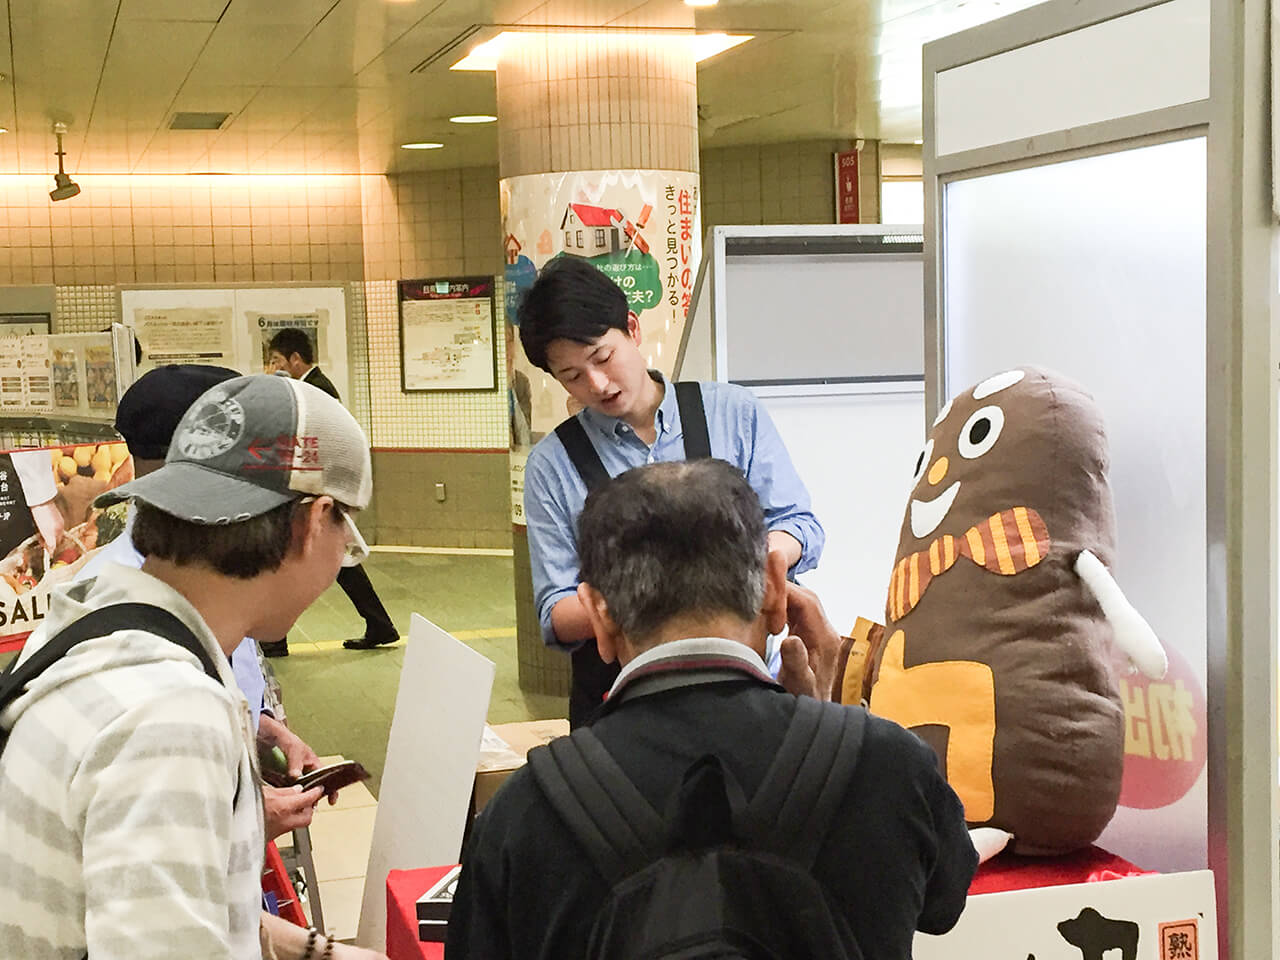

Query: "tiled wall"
(701, 139), (878, 229)
(0, 174), (366, 286)
(371, 450), (510, 550)
(0, 145), (848, 547)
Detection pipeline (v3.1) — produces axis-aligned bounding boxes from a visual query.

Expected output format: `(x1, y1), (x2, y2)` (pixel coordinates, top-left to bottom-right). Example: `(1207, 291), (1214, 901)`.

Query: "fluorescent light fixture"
(685, 0), (719, 6)
(401, 142), (445, 150)
(449, 115), (498, 124)
(451, 31), (752, 70)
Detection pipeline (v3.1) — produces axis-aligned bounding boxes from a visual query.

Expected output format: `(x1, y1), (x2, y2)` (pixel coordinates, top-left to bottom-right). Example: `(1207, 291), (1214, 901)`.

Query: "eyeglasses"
(298, 497), (369, 568)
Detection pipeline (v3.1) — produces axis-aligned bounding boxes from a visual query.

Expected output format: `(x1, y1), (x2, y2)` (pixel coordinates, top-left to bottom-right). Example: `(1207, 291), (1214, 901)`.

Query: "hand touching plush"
(776, 582), (841, 701)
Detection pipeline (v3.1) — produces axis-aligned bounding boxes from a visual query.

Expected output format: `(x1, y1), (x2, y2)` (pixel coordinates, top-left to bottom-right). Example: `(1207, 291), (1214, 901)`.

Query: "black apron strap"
(555, 417), (610, 493)
(674, 381), (711, 460)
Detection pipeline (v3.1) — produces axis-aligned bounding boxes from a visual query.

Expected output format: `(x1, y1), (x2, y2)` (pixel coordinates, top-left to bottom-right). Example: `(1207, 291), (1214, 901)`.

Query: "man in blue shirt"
(519, 256), (824, 725)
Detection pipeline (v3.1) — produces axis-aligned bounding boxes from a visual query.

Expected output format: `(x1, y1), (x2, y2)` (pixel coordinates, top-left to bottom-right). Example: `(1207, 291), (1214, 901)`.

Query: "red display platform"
(383, 846), (1153, 957)
(970, 844), (1154, 895)
(386, 866), (454, 960)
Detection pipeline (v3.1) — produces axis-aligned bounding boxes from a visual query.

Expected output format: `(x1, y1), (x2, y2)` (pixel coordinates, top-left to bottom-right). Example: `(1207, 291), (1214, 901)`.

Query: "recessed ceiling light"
(401, 142), (445, 150)
(449, 115), (497, 124)
(0, 128), (8, 135)
(685, 0), (719, 6)
(451, 31), (752, 70)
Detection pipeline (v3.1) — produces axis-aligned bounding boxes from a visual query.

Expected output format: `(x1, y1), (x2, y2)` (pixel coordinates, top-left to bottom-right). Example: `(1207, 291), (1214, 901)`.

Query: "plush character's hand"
(969, 827), (1013, 864)
(1075, 550), (1168, 679)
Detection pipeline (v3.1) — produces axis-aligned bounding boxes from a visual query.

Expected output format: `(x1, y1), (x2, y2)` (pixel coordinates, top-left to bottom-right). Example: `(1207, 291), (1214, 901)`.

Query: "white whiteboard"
(761, 384), (927, 637)
(724, 255), (924, 383)
(943, 136), (1207, 871)
(119, 287), (350, 402)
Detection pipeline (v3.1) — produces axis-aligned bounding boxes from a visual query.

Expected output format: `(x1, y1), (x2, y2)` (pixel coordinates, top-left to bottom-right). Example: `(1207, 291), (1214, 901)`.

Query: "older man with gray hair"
(447, 458), (977, 960)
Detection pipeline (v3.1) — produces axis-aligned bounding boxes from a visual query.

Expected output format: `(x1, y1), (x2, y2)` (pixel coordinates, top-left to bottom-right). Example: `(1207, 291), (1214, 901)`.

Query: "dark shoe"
(343, 631), (399, 650)
(260, 639), (290, 658)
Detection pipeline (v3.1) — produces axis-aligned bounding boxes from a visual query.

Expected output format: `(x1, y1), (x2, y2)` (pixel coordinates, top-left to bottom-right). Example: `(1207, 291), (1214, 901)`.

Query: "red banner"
(835, 149), (860, 224)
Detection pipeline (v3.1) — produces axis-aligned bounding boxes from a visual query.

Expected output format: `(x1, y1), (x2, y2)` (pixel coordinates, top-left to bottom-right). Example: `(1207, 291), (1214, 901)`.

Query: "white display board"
(356, 615), (495, 949)
(761, 384), (927, 635)
(942, 136), (1208, 871)
(119, 286), (350, 401)
(723, 253), (924, 383)
(915, 870), (1217, 959)
(934, 0), (1209, 156)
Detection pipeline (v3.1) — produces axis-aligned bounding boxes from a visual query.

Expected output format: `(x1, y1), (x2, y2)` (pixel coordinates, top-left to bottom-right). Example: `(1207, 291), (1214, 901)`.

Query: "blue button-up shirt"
(524, 374), (824, 647)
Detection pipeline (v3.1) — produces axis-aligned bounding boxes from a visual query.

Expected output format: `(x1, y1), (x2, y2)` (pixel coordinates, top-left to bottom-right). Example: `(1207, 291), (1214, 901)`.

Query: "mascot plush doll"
(853, 367), (1167, 858)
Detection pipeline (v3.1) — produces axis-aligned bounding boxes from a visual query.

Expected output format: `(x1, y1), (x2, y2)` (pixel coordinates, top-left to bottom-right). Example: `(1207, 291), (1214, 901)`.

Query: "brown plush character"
(865, 368), (1166, 857)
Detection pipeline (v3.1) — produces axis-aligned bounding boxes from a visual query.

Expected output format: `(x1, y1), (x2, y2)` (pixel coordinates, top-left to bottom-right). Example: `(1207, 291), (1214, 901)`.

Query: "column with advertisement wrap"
(495, 30), (701, 695)
(502, 172), (700, 695)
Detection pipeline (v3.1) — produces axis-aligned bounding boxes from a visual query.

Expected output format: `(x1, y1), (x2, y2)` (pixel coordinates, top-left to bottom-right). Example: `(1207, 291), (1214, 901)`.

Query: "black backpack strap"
(674, 381), (711, 460)
(0, 603), (221, 713)
(528, 728), (665, 884)
(743, 697), (867, 869)
(555, 417), (610, 493)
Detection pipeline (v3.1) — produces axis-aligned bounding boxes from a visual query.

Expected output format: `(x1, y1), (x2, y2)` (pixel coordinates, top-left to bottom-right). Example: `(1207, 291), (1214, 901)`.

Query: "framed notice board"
(398, 277), (497, 392)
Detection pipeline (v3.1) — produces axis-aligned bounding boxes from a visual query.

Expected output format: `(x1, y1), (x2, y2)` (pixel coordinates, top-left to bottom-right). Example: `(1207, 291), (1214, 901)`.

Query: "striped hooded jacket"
(0, 563), (263, 959)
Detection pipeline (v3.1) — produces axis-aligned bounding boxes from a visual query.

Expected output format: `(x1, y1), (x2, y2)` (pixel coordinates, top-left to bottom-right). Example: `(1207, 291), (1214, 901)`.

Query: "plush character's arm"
(1075, 549), (1168, 679)
(969, 827), (1013, 864)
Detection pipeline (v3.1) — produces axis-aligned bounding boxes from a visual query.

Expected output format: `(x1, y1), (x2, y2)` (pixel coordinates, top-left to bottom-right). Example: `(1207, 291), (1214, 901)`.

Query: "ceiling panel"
(120, 0), (228, 20)
(0, 0), (1033, 176)
(187, 20), (316, 85)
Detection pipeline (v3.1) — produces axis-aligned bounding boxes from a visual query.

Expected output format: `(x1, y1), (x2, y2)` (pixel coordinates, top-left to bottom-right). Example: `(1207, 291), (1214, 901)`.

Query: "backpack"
(0, 603), (222, 758)
(528, 696), (867, 960)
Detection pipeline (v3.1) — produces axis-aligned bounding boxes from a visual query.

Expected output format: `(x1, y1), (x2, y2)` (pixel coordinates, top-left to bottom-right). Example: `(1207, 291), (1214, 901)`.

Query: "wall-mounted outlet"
(434, 482), (446, 502)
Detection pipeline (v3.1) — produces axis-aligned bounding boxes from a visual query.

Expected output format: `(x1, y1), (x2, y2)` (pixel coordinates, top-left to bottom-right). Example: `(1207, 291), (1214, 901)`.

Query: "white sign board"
(356, 615), (495, 950)
(915, 870), (1217, 960)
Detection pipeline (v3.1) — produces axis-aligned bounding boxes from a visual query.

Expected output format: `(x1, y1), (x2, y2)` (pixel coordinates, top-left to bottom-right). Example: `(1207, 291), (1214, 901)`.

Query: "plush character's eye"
(913, 438), (934, 483)
(959, 406), (1004, 459)
(972, 369), (1025, 400)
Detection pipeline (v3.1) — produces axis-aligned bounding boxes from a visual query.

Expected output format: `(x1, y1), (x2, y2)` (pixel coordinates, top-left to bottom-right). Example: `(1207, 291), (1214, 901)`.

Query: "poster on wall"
(121, 288), (350, 410)
(21, 335), (51, 412)
(0, 313), (51, 337)
(132, 306), (235, 371)
(250, 311), (329, 373)
(0, 441), (134, 652)
(0, 338), (23, 410)
(397, 278), (496, 392)
(84, 339), (118, 412)
(501, 170), (700, 521)
(50, 340), (81, 410)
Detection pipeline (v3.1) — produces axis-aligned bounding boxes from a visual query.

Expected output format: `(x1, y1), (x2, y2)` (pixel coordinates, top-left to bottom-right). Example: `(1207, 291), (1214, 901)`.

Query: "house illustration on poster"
(560, 204), (624, 256)
(503, 234), (523, 265)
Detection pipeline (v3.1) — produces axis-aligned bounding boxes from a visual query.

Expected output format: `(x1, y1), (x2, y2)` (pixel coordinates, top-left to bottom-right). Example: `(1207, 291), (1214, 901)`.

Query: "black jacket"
(302, 366), (340, 402)
(446, 677), (977, 960)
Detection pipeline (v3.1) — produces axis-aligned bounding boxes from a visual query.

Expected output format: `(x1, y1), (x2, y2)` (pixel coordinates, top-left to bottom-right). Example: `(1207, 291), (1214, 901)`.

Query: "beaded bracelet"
(301, 927), (320, 960)
(321, 933), (336, 959)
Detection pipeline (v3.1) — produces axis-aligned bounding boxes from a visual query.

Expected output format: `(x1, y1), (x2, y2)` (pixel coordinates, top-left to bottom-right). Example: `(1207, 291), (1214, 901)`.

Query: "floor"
(269, 550), (567, 797)
(1, 551), (569, 799)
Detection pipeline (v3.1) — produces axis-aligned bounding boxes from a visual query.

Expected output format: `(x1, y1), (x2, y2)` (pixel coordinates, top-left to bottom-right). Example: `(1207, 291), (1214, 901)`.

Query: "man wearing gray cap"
(0, 374), (387, 960)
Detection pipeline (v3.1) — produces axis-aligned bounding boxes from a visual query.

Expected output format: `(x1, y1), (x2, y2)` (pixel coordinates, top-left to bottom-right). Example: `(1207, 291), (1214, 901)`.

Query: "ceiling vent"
(169, 112), (230, 130)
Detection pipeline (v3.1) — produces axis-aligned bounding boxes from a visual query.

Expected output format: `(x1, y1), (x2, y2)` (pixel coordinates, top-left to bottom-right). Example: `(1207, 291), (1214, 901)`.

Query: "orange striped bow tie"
(887, 507), (1052, 620)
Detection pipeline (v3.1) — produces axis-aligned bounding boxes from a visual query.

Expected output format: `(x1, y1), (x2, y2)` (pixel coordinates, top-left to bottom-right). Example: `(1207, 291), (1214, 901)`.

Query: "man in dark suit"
(267, 328), (399, 654)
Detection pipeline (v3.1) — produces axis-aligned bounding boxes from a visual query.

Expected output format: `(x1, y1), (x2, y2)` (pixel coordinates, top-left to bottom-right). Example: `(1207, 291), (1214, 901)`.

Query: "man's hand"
(262, 784), (325, 840)
(258, 714), (319, 779)
(775, 582), (841, 701)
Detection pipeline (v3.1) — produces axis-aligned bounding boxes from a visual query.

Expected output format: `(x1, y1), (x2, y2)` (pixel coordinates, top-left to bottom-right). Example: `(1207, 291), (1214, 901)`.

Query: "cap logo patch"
(177, 395), (246, 460)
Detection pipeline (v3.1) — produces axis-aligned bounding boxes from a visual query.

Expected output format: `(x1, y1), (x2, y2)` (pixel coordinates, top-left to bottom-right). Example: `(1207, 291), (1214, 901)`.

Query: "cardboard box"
(473, 719), (569, 814)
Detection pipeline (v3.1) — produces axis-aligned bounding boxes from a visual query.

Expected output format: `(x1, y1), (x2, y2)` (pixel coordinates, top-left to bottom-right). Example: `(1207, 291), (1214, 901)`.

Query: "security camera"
(50, 172), (79, 202)
(49, 122), (80, 202)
